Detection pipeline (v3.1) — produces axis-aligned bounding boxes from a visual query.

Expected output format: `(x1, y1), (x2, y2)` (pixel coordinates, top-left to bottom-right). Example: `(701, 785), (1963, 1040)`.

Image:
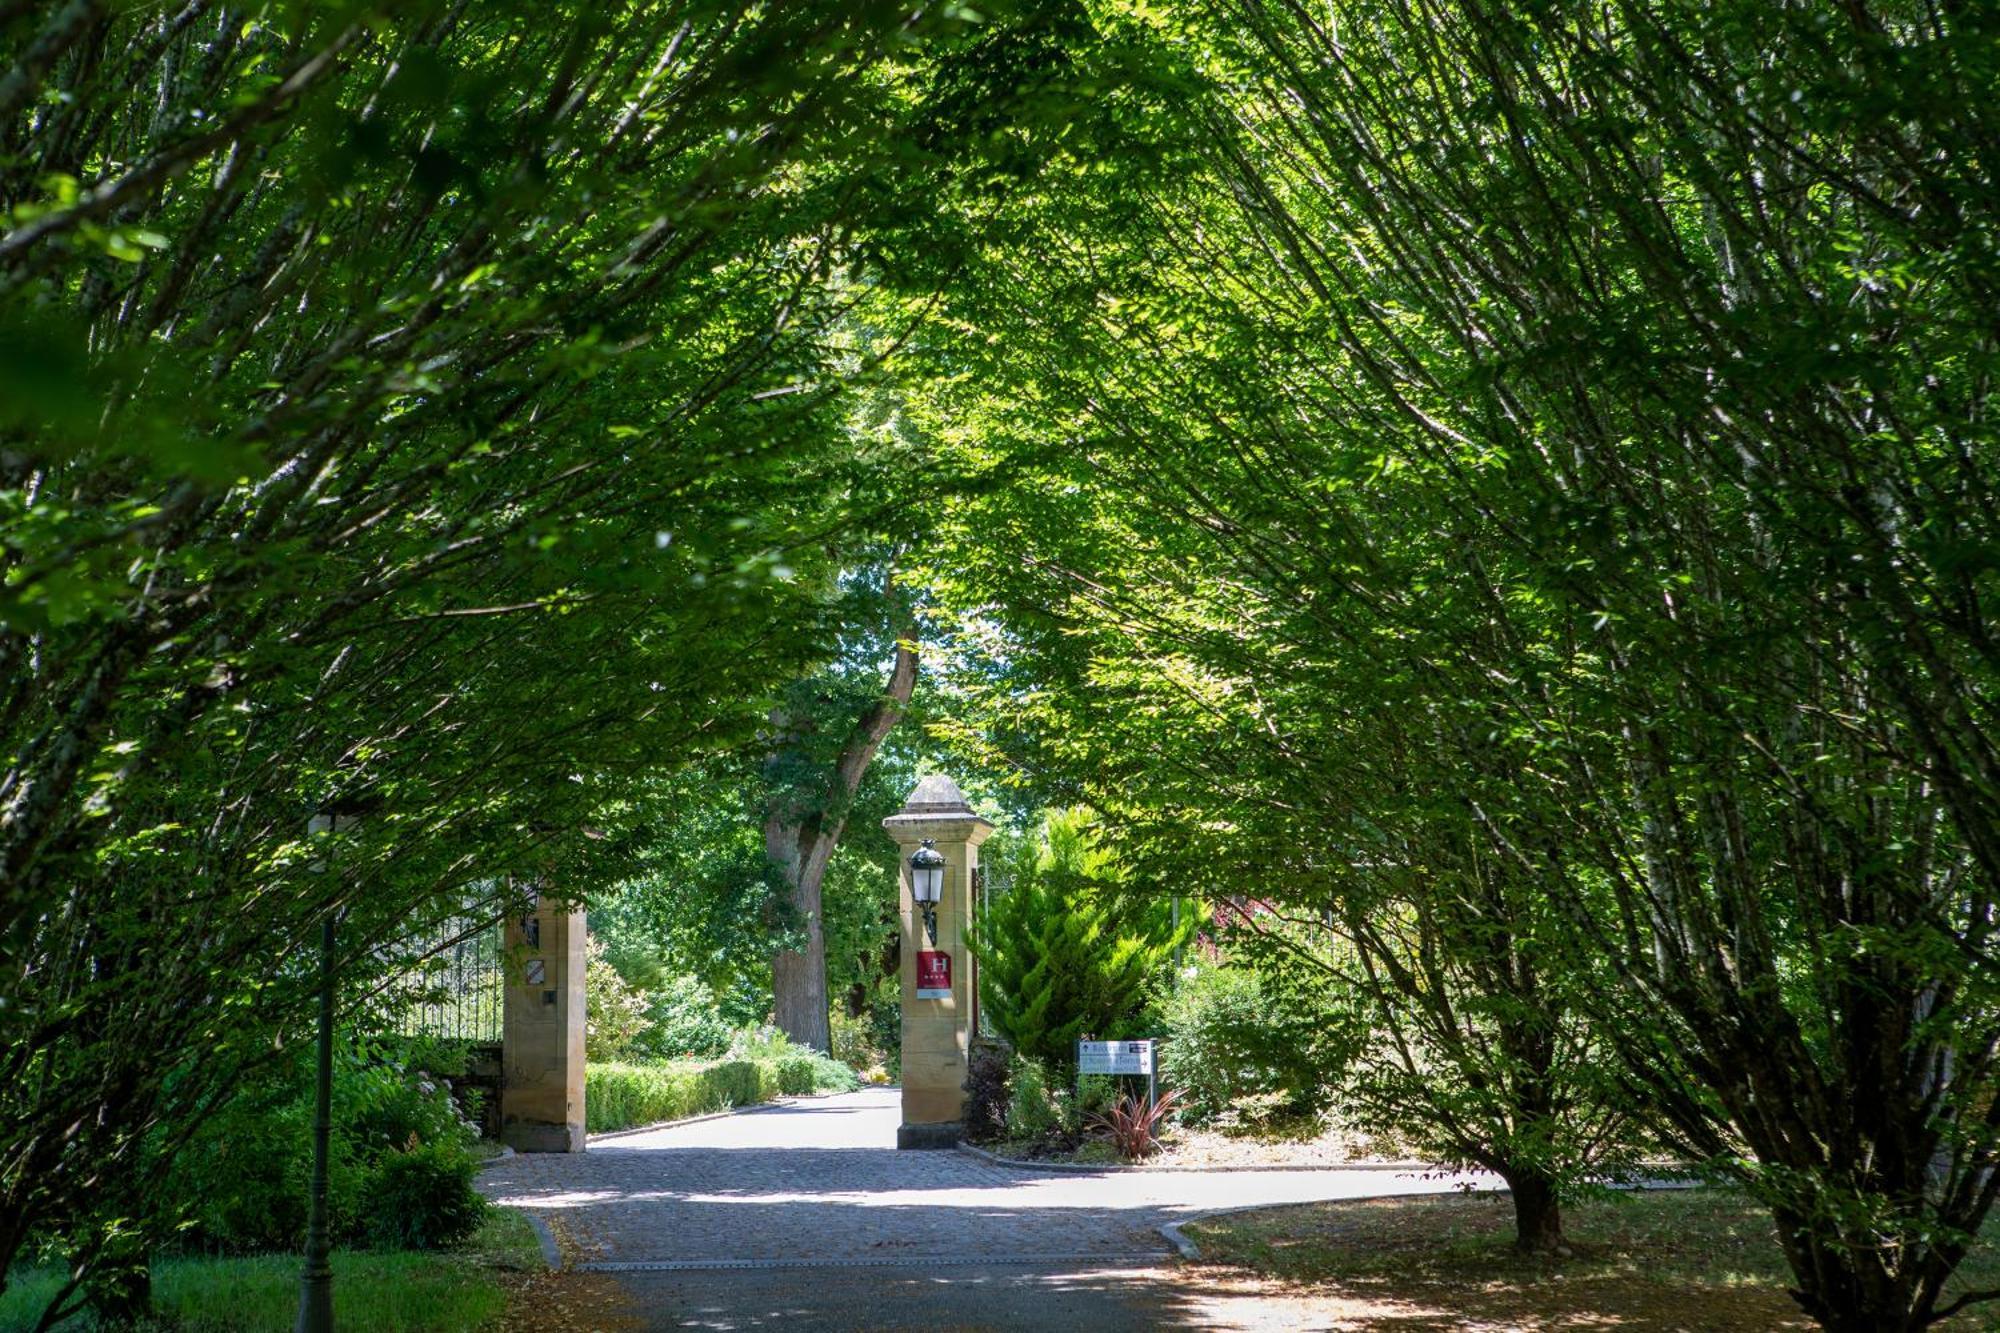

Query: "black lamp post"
(910, 839), (945, 945)
(294, 804), (358, 1328)
(296, 810), (353, 1333)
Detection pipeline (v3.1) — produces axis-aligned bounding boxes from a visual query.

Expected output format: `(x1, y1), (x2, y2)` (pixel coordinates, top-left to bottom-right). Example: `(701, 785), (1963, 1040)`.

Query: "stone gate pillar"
(884, 775), (993, 1148)
(501, 895), (586, 1152)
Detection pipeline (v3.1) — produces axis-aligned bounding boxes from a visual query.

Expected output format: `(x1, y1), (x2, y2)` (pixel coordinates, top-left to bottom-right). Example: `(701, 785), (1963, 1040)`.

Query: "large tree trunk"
(769, 831), (836, 1052)
(1499, 1168), (1566, 1255)
(767, 596), (918, 1052)
(1772, 1195), (1938, 1332)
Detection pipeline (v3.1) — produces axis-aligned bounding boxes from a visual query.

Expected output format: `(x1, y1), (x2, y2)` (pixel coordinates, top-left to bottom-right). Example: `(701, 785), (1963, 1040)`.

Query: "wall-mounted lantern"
(910, 839), (946, 945)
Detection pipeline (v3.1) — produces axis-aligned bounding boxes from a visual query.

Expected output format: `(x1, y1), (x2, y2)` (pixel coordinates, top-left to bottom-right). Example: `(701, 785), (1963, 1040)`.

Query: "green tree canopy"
(0, 0), (1000, 1310)
(904, 0), (2000, 1320)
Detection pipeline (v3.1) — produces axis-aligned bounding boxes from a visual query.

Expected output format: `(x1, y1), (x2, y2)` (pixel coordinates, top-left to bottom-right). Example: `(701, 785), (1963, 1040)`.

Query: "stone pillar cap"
(897, 774), (975, 814)
(883, 774), (994, 843)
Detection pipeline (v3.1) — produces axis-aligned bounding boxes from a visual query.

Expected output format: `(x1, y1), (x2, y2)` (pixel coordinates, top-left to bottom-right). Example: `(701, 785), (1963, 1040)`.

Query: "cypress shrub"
(969, 809), (1196, 1076)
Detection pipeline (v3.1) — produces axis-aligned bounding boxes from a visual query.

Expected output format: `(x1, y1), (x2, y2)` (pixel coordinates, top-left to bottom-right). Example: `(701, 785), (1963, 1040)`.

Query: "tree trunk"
(1776, 1202), (1929, 1333)
(770, 853), (833, 1051)
(767, 590), (918, 1053)
(1501, 1169), (1566, 1255)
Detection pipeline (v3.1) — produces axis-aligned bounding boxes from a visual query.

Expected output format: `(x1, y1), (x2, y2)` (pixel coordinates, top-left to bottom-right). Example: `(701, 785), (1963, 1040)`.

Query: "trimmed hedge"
(587, 1060), (775, 1133)
(587, 1047), (862, 1134)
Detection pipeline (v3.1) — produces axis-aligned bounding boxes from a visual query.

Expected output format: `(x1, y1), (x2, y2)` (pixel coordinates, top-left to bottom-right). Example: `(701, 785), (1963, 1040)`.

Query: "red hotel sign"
(916, 950), (952, 999)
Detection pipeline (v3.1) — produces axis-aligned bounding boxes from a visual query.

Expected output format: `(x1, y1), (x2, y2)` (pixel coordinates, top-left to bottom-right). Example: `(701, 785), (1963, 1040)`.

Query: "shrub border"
(587, 1088), (848, 1144)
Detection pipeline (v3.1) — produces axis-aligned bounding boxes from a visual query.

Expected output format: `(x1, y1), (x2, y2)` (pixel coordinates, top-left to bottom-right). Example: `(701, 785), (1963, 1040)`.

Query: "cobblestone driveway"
(482, 1087), (1494, 1279)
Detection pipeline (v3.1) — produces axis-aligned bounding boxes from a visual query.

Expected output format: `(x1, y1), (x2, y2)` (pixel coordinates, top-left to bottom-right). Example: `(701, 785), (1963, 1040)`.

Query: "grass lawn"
(1180, 1187), (2000, 1331)
(0, 1208), (543, 1332)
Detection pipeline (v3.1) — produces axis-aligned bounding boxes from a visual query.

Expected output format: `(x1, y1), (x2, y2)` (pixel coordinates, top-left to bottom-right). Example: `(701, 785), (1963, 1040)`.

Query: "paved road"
(481, 1086), (1497, 1329)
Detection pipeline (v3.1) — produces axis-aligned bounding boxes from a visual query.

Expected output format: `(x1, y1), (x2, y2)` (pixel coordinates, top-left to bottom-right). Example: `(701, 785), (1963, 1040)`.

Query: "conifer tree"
(970, 809), (1191, 1076)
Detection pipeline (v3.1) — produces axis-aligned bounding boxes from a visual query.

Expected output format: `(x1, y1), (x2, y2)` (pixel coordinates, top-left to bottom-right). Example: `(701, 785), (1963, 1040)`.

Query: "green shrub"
(777, 1049), (859, 1095)
(969, 808), (1196, 1076)
(360, 1142), (488, 1251)
(638, 973), (733, 1060)
(169, 1039), (481, 1254)
(868, 987), (901, 1080)
(830, 1006), (892, 1079)
(585, 1058), (777, 1133)
(587, 1038), (860, 1134)
(170, 1083), (322, 1252)
(586, 936), (652, 1061)
(1159, 960), (1354, 1124)
(962, 1040), (1011, 1141)
(1006, 1059), (1065, 1141)
(588, 1061), (730, 1132)
(810, 1054), (858, 1093)
(1072, 1073), (1119, 1131)
(732, 1028), (861, 1095)
(772, 1052), (820, 1095)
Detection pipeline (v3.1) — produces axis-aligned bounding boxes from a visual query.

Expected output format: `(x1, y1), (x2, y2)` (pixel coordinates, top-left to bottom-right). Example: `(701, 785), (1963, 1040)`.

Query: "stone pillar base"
(898, 1121), (963, 1150)
(503, 1121), (586, 1153)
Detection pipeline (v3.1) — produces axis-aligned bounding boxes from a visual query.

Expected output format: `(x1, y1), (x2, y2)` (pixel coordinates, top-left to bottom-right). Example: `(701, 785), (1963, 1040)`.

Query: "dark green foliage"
(168, 1038), (479, 1254)
(359, 1144), (488, 1253)
(969, 809), (1194, 1075)
(1158, 961), (1354, 1125)
(961, 1040), (1012, 1142)
(909, 0), (2000, 1311)
(590, 766), (796, 1026)
(0, 0), (997, 1304)
(1004, 1059), (1066, 1143)
(867, 989), (902, 1080)
(639, 975), (735, 1062)
(12, 0), (2000, 1325)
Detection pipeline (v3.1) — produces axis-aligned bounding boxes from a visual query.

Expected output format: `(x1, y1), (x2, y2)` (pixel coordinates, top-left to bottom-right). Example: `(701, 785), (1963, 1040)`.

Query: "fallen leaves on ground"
(498, 1270), (642, 1332)
(1179, 1190), (1819, 1331)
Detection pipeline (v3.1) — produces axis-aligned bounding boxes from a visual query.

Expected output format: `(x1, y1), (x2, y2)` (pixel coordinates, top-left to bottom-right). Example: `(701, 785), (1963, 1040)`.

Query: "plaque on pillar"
(916, 950), (951, 999)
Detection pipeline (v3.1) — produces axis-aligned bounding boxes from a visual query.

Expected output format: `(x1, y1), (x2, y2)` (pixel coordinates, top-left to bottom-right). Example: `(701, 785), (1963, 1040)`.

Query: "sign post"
(1077, 1038), (1158, 1107)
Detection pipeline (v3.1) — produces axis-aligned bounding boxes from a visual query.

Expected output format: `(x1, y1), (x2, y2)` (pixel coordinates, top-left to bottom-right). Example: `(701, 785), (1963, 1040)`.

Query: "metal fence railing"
(392, 917), (504, 1043)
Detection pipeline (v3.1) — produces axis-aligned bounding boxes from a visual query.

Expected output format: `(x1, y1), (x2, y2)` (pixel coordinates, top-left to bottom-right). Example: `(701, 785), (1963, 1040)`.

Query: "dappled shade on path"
(481, 1086), (1507, 1327)
(480, 1087), (1494, 1271)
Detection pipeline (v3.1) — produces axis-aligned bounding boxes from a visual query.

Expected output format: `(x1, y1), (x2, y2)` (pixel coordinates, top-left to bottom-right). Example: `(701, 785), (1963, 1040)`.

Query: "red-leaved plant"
(1088, 1088), (1182, 1161)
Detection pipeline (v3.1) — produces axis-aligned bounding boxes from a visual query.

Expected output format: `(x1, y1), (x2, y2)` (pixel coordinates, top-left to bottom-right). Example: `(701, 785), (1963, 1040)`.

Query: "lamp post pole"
(296, 813), (341, 1333)
(295, 911), (336, 1333)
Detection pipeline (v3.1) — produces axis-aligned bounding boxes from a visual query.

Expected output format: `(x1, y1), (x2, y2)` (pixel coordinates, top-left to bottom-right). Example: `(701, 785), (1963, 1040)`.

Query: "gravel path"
(480, 1085), (1497, 1328)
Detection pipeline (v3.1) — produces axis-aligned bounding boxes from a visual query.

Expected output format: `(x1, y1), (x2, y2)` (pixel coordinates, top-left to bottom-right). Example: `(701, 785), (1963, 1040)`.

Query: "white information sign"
(1077, 1039), (1153, 1076)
